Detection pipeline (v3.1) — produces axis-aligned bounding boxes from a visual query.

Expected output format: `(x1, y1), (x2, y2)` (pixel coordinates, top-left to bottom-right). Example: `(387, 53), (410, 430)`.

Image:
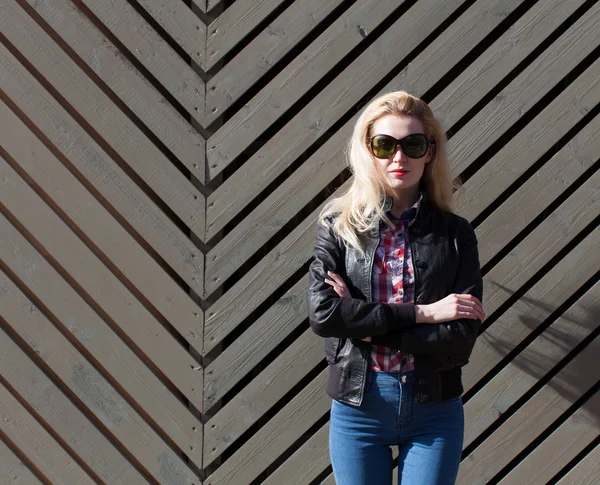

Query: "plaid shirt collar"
(384, 193), (423, 228)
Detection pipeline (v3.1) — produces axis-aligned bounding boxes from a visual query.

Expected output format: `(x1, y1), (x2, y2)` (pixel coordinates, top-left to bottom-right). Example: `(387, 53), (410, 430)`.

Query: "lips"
(389, 170), (409, 176)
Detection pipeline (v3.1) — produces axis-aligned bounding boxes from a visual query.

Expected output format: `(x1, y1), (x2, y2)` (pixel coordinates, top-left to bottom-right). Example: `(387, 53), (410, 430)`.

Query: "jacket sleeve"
(307, 221), (417, 338)
(370, 217), (483, 361)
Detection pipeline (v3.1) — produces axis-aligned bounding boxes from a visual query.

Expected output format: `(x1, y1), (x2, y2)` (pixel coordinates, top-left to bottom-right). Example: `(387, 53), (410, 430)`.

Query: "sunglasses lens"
(371, 135), (397, 159)
(401, 134), (428, 158)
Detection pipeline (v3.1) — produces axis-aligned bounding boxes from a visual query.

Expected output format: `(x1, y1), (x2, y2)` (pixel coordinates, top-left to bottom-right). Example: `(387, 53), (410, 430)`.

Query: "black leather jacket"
(307, 195), (483, 406)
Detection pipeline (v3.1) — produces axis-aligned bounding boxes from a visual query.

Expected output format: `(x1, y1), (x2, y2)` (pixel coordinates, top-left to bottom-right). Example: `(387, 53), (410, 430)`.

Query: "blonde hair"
(319, 91), (457, 254)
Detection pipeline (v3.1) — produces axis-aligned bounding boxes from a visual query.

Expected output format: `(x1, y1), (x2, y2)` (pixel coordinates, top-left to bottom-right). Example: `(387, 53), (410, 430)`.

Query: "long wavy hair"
(319, 91), (456, 254)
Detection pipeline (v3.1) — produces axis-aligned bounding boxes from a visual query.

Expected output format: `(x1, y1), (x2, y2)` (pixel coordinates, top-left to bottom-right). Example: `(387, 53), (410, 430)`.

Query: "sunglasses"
(369, 133), (432, 159)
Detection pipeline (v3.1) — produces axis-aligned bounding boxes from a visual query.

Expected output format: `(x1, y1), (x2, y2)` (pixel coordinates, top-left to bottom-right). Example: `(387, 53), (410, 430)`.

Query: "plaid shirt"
(369, 200), (419, 373)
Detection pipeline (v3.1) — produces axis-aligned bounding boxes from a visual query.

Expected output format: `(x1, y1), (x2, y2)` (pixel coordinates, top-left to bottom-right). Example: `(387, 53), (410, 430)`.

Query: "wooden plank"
(0, 100), (203, 357)
(135, 0), (206, 66)
(204, 0), (289, 71)
(204, 328), (323, 465)
(447, 3), (600, 176)
(203, 369), (329, 485)
(0, 270), (198, 484)
(555, 443), (600, 485)
(262, 422), (330, 485)
(205, 0), (372, 126)
(1, 3), (206, 239)
(464, 276), (600, 449)
(0, 43), (203, 295)
(457, 335), (600, 485)
(203, 178), (350, 353)
(0, 381), (96, 485)
(205, 0), (463, 240)
(0, 327), (147, 484)
(204, 0), (529, 269)
(0, 161), (204, 411)
(432, 0), (589, 130)
(499, 390), (600, 484)
(0, 212), (202, 467)
(474, 104), (600, 265)
(464, 171), (600, 391)
(24, 0), (207, 184)
(204, 276), (308, 410)
(78, 0), (206, 125)
(0, 437), (44, 485)
(477, 167), (600, 322)
(456, 59), (600, 223)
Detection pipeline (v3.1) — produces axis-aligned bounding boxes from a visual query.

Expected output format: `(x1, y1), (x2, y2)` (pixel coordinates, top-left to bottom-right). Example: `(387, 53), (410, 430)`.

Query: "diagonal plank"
(499, 389), (600, 484)
(464, 273), (600, 449)
(0, 211), (203, 466)
(456, 60), (600, 222)
(204, 370), (329, 485)
(457, 335), (600, 484)
(432, 0), (591, 129)
(0, 437), (45, 485)
(1, 3), (206, 238)
(0, 44), (204, 295)
(477, 167), (600, 319)
(24, 0), (207, 184)
(203, 178), (351, 354)
(0, 100), (203, 355)
(204, 276), (309, 410)
(0, 272), (199, 484)
(205, 0), (463, 241)
(204, 0), (566, 289)
(0, 326), (148, 484)
(262, 422), (330, 485)
(473, 108), (600, 265)
(0, 108), (203, 458)
(555, 442), (600, 485)
(205, 0), (348, 123)
(0, 381), (95, 485)
(0, 161), (204, 412)
(204, 0), (290, 72)
(203, 326), (323, 465)
(206, 0), (402, 177)
(78, 0), (206, 126)
(463, 170), (600, 392)
(135, 0), (206, 67)
(446, 2), (600, 176)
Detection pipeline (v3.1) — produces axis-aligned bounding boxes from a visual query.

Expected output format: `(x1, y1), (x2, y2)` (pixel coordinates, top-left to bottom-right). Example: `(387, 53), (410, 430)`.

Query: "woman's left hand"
(325, 272), (371, 342)
(324, 271), (352, 298)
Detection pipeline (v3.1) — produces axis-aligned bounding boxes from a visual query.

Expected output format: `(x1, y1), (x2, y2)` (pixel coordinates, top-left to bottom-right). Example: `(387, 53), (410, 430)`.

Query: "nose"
(392, 145), (407, 163)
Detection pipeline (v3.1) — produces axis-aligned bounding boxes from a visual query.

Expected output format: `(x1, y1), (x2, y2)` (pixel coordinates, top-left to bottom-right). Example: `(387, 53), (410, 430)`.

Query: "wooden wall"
(0, 0), (598, 483)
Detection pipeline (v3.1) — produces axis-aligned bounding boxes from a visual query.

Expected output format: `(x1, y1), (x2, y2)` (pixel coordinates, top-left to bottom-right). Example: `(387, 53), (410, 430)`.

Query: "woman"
(307, 91), (484, 485)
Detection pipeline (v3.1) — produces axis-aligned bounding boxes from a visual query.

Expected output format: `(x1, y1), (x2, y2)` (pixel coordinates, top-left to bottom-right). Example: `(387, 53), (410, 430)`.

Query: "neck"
(389, 187), (420, 218)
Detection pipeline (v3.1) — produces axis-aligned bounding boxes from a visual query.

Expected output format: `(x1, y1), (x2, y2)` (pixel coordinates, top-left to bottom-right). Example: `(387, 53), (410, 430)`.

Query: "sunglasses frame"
(369, 133), (434, 160)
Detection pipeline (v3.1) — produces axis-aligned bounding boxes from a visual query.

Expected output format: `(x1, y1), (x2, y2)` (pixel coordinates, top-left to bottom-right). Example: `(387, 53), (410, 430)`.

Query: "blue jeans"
(329, 370), (464, 485)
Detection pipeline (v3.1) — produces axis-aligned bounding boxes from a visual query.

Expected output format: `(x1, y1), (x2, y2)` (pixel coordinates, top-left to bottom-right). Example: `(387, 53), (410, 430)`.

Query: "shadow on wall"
(479, 283), (600, 426)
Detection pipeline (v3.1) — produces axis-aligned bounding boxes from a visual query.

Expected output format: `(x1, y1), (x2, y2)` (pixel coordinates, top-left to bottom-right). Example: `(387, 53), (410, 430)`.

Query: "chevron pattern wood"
(0, 0), (598, 484)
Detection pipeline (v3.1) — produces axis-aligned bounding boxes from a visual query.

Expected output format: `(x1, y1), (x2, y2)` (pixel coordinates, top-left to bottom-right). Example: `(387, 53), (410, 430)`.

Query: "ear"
(425, 143), (436, 163)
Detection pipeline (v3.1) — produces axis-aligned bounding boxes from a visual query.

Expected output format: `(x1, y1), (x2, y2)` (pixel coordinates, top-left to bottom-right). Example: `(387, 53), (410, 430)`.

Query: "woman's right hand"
(416, 294), (485, 324)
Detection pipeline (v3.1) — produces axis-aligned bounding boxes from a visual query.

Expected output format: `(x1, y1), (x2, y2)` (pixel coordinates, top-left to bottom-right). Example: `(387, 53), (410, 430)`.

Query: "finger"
(328, 272), (345, 285)
(457, 294), (482, 306)
(459, 305), (485, 321)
